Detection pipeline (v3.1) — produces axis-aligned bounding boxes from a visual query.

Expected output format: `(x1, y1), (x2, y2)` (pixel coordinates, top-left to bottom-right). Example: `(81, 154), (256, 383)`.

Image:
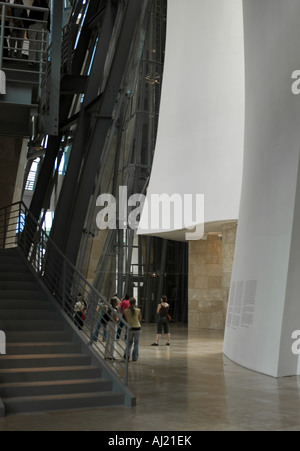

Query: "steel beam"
(29, 1), (105, 223)
(49, 1), (119, 256)
(53, 1), (150, 267)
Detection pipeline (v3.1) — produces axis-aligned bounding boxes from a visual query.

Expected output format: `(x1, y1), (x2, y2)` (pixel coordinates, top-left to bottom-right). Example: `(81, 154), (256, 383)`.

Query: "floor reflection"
(0, 324), (300, 431)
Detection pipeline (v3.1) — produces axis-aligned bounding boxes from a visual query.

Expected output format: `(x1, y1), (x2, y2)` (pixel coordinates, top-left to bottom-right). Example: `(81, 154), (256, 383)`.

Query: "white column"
(224, 0), (300, 377)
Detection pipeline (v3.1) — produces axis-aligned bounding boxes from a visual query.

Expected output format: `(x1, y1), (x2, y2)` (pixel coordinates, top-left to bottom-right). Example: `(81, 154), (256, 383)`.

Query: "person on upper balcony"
(10, 0), (28, 60)
(27, 0), (50, 66)
(0, 0), (12, 59)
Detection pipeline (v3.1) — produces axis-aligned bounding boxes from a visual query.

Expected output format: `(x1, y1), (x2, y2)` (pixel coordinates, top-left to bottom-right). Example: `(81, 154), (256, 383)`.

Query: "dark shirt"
(28, 0), (50, 30)
(159, 305), (169, 318)
(11, 5), (28, 28)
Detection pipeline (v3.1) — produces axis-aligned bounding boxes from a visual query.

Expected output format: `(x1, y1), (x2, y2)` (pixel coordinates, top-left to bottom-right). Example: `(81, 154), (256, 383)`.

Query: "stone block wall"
(188, 222), (237, 330)
(188, 234), (224, 329)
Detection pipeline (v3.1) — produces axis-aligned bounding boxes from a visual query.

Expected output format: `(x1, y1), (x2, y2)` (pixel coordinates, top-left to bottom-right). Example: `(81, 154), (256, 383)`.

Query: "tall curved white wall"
(138, 0), (244, 241)
(223, 0), (300, 377)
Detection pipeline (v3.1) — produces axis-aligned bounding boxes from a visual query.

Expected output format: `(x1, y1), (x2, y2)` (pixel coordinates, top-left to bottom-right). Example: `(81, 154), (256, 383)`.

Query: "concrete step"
(0, 248), (19, 255)
(0, 377), (113, 398)
(0, 290), (44, 300)
(0, 255), (24, 264)
(0, 259), (29, 268)
(0, 320), (65, 332)
(6, 341), (82, 355)
(0, 299), (50, 310)
(0, 310), (57, 321)
(0, 353), (92, 369)
(2, 390), (125, 415)
(0, 270), (31, 279)
(5, 330), (73, 343)
(0, 281), (40, 290)
(0, 365), (102, 384)
(0, 247), (130, 414)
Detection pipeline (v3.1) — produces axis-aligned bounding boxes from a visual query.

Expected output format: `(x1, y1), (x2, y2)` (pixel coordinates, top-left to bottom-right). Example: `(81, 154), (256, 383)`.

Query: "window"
(25, 159), (40, 191)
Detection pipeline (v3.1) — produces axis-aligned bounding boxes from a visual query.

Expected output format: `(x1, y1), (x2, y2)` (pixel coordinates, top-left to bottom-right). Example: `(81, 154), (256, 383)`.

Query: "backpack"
(101, 312), (111, 324)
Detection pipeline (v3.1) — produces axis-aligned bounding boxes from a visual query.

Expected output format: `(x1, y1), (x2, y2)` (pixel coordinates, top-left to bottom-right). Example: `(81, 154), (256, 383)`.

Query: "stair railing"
(0, 201), (130, 386)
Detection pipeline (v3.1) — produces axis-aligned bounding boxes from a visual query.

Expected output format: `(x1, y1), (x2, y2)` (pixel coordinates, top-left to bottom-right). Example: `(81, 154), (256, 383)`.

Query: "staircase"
(0, 247), (126, 416)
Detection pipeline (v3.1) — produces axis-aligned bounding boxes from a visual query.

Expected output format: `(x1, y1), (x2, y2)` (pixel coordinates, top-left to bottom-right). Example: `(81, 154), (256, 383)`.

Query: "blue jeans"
(126, 329), (141, 361)
(116, 314), (127, 340)
(92, 316), (107, 341)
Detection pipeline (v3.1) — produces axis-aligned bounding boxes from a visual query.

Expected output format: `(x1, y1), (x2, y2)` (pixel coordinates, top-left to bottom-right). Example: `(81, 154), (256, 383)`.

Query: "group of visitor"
(91, 294), (172, 362)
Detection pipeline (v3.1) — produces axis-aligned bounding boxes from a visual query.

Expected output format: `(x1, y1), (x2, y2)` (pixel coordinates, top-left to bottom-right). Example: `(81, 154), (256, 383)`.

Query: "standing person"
(105, 297), (119, 361)
(0, 0), (12, 58)
(27, 0), (50, 65)
(151, 295), (171, 346)
(74, 293), (87, 331)
(91, 299), (107, 343)
(116, 294), (130, 340)
(10, 0), (28, 59)
(124, 298), (142, 362)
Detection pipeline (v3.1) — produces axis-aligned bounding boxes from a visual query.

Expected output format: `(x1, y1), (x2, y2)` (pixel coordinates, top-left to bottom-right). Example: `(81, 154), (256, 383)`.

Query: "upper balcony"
(0, 1), (62, 139)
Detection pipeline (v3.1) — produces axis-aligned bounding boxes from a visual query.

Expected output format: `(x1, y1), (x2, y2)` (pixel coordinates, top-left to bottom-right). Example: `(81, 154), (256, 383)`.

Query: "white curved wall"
(138, 0), (244, 241)
(223, 0), (300, 377)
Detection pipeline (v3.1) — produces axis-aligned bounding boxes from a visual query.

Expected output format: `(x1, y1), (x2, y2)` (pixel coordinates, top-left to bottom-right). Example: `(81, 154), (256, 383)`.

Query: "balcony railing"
(0, 1), (49, 77)
(0, 1), (61, 136)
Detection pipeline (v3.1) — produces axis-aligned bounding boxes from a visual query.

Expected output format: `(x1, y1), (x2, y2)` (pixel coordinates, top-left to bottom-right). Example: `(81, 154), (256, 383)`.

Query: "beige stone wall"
(188, 224), (237, 330)
(188, 234), (224, 329)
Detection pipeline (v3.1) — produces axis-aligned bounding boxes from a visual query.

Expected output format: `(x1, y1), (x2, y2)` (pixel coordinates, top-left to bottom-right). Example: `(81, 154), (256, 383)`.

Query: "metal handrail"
(0, 201), (130, 385)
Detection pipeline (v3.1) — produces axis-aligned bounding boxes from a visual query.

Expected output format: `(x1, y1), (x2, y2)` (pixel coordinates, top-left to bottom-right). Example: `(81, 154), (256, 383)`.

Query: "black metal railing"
(0, 201), (130, 385)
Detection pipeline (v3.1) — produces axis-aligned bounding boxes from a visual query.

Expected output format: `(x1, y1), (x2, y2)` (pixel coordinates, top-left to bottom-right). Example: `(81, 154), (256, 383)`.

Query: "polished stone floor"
(0, 324), (300, 431)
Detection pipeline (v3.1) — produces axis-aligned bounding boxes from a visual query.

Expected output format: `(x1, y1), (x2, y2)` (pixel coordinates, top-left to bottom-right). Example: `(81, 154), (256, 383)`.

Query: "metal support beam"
(49, 0), (63, 136)
(49, 1), (119, 256)
(60, 75), (88, 94)
(52, 1), (151, 268)
(29, 1), (109, 223)
(29, 134), (62, 221)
